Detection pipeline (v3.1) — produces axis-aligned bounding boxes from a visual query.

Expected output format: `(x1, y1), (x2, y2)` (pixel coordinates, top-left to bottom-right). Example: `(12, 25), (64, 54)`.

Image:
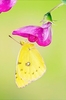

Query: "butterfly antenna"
(9, 35), (22, 45)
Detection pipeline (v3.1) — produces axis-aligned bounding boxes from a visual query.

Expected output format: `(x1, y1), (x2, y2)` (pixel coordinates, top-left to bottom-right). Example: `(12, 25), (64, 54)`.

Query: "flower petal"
(12, 25), (43, 42)
(36, 22), (52, 46)
(12, 22), (52, 47)
(28, 35), (38, 42)
(0, 0), (17, 13)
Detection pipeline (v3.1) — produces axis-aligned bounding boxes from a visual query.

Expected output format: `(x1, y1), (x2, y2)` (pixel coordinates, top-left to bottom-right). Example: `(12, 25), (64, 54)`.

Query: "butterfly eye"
(25, 62), (31, 66)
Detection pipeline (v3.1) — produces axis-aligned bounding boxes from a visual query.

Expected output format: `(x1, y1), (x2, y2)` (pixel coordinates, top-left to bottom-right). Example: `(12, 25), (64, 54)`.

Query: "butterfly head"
(20, 41), (25, 45)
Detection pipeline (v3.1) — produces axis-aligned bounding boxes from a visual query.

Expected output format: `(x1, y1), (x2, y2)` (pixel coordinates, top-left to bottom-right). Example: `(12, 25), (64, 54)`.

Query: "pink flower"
(12, 22), (52, 46)
(0, 0), (17, 13)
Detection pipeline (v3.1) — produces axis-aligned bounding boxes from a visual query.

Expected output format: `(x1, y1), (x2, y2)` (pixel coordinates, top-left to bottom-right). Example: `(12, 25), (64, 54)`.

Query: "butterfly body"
(15, 42), (46, 88)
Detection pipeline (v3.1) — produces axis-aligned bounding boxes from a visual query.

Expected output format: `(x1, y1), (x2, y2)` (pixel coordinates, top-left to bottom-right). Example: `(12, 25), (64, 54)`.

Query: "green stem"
(41, 2), (64, 23)
(49, 2), (64, 13)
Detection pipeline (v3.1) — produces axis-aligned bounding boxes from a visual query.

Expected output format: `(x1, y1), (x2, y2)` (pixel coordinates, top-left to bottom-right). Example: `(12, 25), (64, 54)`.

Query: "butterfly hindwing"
(15, 67), (31, 88)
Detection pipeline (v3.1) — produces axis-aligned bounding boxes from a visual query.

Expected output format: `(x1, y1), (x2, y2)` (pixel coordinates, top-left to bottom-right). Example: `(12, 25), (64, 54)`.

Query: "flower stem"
(49, 2), (64, 13)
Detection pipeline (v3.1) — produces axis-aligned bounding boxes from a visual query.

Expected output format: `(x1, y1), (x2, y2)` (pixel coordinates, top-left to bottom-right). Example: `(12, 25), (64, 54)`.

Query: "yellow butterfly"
(15, 41), (46, 88)
(9, 35), (46, 88)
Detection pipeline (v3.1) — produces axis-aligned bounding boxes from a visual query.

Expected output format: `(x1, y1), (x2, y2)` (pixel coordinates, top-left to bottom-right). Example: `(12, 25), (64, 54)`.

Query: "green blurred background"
(0, 0), (66, 100)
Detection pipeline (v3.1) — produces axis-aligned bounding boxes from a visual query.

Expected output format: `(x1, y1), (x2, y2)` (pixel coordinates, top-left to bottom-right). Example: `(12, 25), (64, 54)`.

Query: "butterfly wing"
(16, 42), (46, 87)
(27, 48), (46, 81)
(15, 67), (30, 88)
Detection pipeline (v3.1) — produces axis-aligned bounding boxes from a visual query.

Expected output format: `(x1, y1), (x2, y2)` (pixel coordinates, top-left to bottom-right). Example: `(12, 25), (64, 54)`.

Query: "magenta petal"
(36, 22), (52, 46)
(0, 0), (17, 13)
(12, 22), (52, 47)
(12, 26), (43, 42)
(28, 35), (38, 42)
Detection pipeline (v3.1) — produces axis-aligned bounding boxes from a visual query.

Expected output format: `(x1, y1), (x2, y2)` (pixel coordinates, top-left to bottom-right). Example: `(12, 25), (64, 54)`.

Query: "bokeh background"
(0, 0), (66, 100)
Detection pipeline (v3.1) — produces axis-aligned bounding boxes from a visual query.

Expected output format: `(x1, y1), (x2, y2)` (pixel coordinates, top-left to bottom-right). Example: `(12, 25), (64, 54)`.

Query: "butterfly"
(15, 41), (46, 88)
